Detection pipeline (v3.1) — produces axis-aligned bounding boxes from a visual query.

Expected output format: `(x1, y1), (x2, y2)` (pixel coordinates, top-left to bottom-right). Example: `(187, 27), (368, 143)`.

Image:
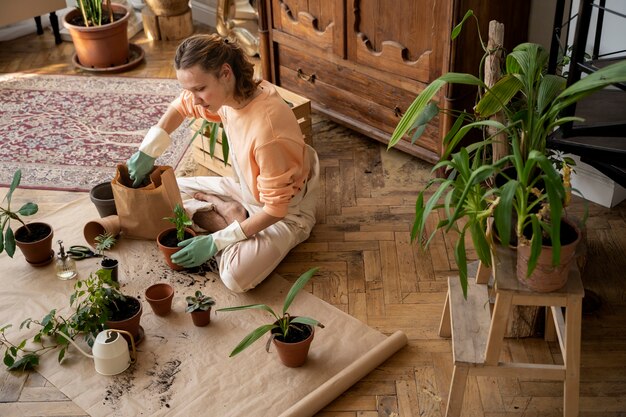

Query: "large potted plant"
(217, 267), (324, 367)
(0, 268), (139, 371)
(63, 0), (130, 69)
(1, 170), (54, 266)
(389, 10), (626, 295)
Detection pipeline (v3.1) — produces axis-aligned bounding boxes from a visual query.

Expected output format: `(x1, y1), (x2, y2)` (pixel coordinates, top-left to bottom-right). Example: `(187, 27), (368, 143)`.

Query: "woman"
(127, 34), (319, 292)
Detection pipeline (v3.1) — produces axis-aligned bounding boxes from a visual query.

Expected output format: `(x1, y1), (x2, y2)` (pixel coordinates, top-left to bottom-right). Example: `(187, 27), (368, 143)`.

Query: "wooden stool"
(438, 248), (584, 417)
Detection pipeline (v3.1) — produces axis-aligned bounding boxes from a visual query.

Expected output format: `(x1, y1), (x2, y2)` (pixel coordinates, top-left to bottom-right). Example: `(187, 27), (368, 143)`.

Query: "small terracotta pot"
(89, 182), (117, 218)
(84, 215), (121, 248)
(271, 322), (314, 368)
(190, 308), (211, 327)
(145, 283), (175, 316)
(14, 222), (54, 266)
(156, 228), (196, 271)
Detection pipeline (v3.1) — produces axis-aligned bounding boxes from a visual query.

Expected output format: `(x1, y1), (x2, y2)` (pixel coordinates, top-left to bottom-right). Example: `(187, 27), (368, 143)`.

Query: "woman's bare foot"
(193, 192), (247, 228)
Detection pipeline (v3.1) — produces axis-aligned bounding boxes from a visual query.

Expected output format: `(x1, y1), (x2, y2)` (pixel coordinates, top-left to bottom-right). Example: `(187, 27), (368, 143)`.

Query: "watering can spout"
(56, 331), (94, 359)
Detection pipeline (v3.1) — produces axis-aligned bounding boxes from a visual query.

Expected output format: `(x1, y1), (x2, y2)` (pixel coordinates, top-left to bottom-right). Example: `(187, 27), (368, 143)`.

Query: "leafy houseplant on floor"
(217, 267), (324, 367)
(157, 204), (196, 271)
(388, 10), (626, 295)
(1, 169), (54, 266)
(186, 290), (215, 327)
(0, 268), (139, 370)
(63, 0), (131, 69)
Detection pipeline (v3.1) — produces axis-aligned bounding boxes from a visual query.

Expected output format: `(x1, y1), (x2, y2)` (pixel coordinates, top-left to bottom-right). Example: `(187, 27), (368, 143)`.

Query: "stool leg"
(439, 290), (451, 338)
(34, 16), (43, 35)
(445, 365), (468, 417)
(49, 12), (62, 45)
(564, 297), (582, 417)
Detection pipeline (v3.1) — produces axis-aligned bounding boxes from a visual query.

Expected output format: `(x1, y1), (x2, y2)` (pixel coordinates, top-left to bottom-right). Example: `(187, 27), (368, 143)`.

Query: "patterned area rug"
(0, 73), (189, 191)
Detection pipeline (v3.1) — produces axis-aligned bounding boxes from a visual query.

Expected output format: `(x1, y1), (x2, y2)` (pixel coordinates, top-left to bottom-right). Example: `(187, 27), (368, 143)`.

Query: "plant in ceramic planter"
(217, 267), (324, 367)
(0, 268), (138, 371)
(157, 204), (196, 270)
(185, 290), (216, 327)
(1, 169), (54, 266)
(63, 1), (131, 69)
(95, 232), (119, 281)
(388, 10), (626, 295)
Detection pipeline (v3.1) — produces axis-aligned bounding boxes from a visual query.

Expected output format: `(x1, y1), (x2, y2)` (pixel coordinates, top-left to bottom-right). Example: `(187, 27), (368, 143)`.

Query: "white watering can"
(59, 329), (137, 375)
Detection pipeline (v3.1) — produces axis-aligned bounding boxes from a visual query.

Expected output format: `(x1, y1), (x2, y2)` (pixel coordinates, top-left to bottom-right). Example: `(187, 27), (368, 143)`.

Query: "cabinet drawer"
(276, 44), (440, 158)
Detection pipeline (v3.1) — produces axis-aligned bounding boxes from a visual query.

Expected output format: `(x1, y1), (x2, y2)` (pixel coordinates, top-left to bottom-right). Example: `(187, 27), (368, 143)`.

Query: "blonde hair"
(174, 34), (259, 101)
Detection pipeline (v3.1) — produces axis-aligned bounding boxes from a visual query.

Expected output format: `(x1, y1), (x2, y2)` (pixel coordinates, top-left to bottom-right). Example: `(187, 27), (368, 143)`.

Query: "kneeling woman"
(127, 34), (319, 292)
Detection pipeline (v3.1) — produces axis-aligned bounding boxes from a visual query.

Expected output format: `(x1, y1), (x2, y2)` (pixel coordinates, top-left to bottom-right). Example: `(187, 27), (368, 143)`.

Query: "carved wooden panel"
(347, 0), (446, 83)
(271, 0), (344, 56)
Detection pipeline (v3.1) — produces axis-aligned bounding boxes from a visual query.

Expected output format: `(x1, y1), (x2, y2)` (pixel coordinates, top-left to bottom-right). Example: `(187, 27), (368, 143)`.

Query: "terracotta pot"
(156, 228), (196, 271)
(63, 4), (130, 69)
(145, 0), (190, 16)
(106, 296), (142, 345)
(84, 215), (121, 247)
(89, 182), (117, 218)
(190, 308), (211, 327)
(14, 222), (54, 266)
(145, 283), (175, 316)
(271, 322), (314, 368)
(516, 218), (581, 292)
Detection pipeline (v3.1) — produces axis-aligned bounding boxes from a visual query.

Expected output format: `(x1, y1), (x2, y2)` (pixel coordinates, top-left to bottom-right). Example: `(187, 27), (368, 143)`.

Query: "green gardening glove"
(127, 151), (155, 187)
(171, 221), (247, 268)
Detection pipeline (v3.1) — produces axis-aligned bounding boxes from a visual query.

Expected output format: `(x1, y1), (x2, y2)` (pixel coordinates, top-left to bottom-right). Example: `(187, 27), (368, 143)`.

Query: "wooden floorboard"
(2, 24), (626, 416)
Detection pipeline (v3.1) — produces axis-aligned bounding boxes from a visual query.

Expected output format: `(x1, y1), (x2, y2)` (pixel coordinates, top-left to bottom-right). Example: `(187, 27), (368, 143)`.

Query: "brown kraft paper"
(111, 164), (183, 240)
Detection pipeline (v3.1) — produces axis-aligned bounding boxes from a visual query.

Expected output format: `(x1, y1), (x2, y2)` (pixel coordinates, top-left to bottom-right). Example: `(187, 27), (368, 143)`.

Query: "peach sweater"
(173, 81), (309, 218)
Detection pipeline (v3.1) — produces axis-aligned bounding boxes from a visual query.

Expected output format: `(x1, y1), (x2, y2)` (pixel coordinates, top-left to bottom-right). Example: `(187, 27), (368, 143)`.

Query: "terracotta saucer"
(27, 250), (55, 267)
(72, 43), (145, 73)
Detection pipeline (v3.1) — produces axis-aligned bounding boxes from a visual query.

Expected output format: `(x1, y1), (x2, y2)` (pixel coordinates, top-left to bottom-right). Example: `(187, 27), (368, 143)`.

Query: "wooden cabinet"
(260, 0), (530, 163)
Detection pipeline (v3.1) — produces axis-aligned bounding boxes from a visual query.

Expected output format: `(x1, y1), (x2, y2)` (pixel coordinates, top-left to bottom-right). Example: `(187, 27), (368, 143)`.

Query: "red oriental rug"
(0, 73), (190, 192)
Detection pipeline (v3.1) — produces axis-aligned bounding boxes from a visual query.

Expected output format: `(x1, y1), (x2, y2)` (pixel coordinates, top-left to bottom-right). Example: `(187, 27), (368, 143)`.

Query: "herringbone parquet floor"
(2, 24), (626, 417)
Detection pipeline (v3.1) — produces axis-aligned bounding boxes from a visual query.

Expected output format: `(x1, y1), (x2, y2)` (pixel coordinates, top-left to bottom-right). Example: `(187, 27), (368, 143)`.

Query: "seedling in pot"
(217, 267), (324, 359)
(0, 169), (39, 257)
(95, 232), (119, 282)
(164, 204), (193, 243)
(186, 290), (216, 327)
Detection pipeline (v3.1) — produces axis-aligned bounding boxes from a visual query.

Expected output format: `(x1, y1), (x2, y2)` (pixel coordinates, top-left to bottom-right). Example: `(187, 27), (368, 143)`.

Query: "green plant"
(0, 268), (125, 371)
(185, 290), (216, 313)
(217, 267), (324, 357)
(94, 232), (117, 258)
(75, 0), (116, 27)
(0, 170), (38, 258)
(164, 204), (193, 242)
(189, 119), (230, 166)
(388, 10), (626, 297)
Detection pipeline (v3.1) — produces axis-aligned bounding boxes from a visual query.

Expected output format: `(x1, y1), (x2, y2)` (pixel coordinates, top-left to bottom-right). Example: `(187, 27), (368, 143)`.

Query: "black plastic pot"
(90, 182), (117, 218)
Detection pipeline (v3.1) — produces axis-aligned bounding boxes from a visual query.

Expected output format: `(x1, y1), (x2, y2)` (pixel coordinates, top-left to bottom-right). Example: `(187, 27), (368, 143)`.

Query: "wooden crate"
(191, 85), (312, 176)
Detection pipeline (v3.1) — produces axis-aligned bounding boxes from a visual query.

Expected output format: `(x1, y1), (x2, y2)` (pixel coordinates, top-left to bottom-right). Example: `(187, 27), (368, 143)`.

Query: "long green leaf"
(451, 9), (474, 40)
(4, 227), (15, 258)
(470, 221), (491, 267)
(475, 74), (524, 117)
(557, 59), (626, 99)
(494, 179), (517, 247)
(526, 215), (542, 278)
(229, 324), (277, 357)
(455, 230), (468, 298)
(283, 267), (319, 315)
(291, 316), (324, 328)
(221, 129), (230, 165)
(5, 170), (21, 204)
(217, 303), (277, 320)
(537, 75), (566, 114)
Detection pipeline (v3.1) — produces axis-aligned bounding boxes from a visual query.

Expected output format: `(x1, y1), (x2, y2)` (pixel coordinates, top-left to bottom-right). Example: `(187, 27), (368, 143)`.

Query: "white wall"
(191, 0), (217, 28)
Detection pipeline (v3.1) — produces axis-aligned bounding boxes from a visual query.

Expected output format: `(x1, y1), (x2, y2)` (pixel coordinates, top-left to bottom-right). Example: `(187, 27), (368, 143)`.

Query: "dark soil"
(159, 229), (194, 248)
(106, 296), (141, 322)
(522, 219), (579, 246)
(14, 223), (51, 243)
(272, 322), (312, 343)
(101, 257), (118, 268)
(67, 12), (126, 27)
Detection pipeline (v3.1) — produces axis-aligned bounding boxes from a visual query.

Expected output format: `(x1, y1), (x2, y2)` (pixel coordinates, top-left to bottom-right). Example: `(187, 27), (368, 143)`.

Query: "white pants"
(176, 145), (319, 293)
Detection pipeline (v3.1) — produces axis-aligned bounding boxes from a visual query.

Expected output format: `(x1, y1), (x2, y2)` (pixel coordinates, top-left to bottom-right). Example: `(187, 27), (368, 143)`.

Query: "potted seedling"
(0, 268), (141, 371)
(185, 290), (216, 327)
(217, 267), (324, 367)
(157, 204), (196, 271)
(1, 169), (54, 266)
(95, 232), (119, 282)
